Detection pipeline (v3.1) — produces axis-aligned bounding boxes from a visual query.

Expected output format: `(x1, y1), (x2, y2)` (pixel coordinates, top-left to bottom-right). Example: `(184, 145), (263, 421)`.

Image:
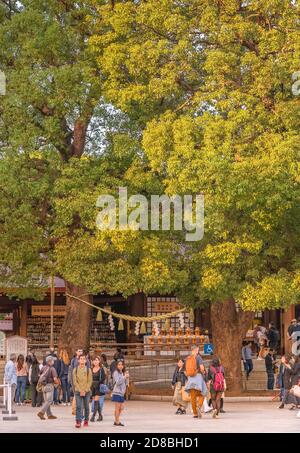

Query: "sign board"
(0, 331), (5, 356)
(153, 303), (180, 313)
(5, 335), (28, 358)
(204, 343), (214, 355)
(0, 313), (13, 331)
(32, 306), (66, 317)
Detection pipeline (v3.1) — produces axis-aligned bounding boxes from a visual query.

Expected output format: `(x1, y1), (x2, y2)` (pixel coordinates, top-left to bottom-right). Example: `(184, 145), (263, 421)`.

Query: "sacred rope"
(65, 293), (187, 322)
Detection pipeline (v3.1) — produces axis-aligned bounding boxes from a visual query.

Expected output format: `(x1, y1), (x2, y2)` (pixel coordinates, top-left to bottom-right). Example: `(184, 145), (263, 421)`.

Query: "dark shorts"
(112, 394), (125, 403)
(91, 382), (101, 397)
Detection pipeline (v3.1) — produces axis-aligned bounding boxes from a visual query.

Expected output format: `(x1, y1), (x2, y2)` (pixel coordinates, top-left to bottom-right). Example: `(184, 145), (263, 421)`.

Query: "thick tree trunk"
(210, 299), (254, 393)
(58, 282), (92, 359)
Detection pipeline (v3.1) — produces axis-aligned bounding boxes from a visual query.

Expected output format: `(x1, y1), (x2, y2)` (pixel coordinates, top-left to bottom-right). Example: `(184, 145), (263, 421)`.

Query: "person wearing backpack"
(37, 356), (59, 420)
(184, 345), (208, 418)
(28, 355), (43, 407)
(208, 358), (225, 418)
(73, 354), (93, 428)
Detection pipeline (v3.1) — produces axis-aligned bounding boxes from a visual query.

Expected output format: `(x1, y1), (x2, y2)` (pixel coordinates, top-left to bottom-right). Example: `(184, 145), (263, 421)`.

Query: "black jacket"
(267, 327), (279, 347)
(265, 354), (274, 373)
(172, 366), (187, 386)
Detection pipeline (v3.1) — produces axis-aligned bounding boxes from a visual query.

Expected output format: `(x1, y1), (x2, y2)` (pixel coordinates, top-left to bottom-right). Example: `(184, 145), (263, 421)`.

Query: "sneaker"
(48, 415), (57, 419)
(37, 412), (46, 420)
(63, 403), (67, 406)
(114, 422), (124, 426)
(175, 408), (181, 415)
(181, 409), (186, 415)
(75, 421), (81, 428)
(278, 404), (284, 409)
(83, 420), (88, 427)
(289, 405), (296, 411)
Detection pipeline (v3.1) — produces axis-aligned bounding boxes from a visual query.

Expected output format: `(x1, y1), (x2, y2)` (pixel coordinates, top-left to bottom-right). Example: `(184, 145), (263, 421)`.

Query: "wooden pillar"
(19, 300), (28, 337)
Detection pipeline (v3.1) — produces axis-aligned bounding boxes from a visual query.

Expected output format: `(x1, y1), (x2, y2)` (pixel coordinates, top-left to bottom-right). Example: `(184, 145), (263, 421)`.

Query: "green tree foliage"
(91, 0), (300, 311)
(0, 0), (190, 303)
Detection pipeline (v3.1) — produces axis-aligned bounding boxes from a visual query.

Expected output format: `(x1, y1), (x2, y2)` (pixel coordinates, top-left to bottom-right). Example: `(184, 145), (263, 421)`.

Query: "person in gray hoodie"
(111, 360), (129, 427)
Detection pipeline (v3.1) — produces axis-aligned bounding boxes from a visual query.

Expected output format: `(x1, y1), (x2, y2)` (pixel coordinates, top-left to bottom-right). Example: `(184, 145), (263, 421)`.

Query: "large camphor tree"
(0, 1), (191, 356)
(91, 0), (300, 390)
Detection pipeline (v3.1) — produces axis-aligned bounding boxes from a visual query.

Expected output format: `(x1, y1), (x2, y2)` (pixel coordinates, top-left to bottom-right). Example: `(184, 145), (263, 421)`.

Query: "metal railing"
(0, 382), (18, 421)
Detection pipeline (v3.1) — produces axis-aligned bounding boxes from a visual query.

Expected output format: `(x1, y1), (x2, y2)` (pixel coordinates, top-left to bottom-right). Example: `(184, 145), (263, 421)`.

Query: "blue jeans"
(243, 359), (253, 377)
(92, 395), (105, 413)
(267, 372), (274, 390)
(61, 377), (71, 403)
(16, 376), (27, 403)
(99, 395), (105, 412)
(75, 391), (90, 422)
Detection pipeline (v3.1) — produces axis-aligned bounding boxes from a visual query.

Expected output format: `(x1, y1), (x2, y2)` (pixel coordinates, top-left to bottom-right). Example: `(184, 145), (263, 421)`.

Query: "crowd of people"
(3, 318), (300, 427)
(171, 345), (226, 419)
(241, 320), (300, 412)
(4, 347), (129, 427)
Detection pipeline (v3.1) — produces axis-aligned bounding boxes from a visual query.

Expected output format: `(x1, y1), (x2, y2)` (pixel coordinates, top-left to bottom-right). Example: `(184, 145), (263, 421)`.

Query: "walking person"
(4, 353), (17, 411)
(111, 360), (129, 427)
(28, 355), (43, 407)
(99, 354), (109, 415)
(90, 356), (106, 422)
(242, 341), (253, 379)
(265, 349), (275, 390)
(278, 354), (295, 409)
(253, 325), (261, 356)
(15, 354), (28, 406)
(48, 347), (61, 405)
(73, 354), (92, 428)
(279, 355), (300, 410)
(207, 358), (226, 418)
(171, 358), (188, 415)
(267, 322), (280, 353)
(184, 345), (208, 419)
(289, 355), (300, 409)
(59, 350), (71, 406)
(37, 356), (59, 420)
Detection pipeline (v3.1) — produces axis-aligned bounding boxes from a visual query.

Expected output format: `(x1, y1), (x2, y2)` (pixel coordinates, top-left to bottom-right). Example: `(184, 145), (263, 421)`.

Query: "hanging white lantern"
(134, 321), (141, 336)
(108, 314), (115, 331)
(178, 312), (185, 329)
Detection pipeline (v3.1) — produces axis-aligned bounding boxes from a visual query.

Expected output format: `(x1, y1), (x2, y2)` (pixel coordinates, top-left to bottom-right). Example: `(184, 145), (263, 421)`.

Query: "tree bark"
(210, 299), (254, 393)
(58, 281), (93, 359)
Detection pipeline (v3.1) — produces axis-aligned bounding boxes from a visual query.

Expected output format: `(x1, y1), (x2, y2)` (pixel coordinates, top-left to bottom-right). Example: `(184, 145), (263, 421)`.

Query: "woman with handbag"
(90, 356), (106, 422)
(171, 358), (188, 415)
